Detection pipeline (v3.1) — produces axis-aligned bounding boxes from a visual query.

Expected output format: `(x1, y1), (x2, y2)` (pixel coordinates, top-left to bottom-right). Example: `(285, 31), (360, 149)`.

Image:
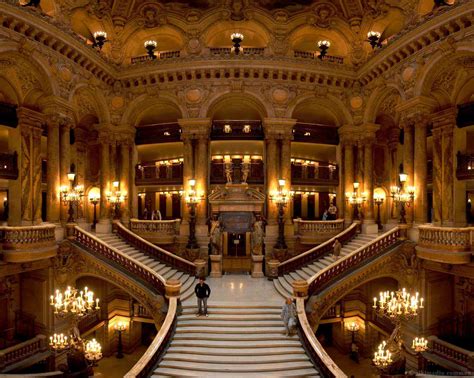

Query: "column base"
(251, 254), (264, 278)
(96, 219), (112, 234)
(53, 223), (65, 241)
(361, 221), (378, 235)
(267, 259), (280, 279)
(209, 254), (222, 278)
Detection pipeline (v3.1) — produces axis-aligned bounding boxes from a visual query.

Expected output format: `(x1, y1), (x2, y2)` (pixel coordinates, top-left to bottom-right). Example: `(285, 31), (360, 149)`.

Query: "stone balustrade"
(416, 225), (473, 264)
(0, 335), (48, 372)
(0, 224), (57, 263)
(129, 219), (181, 244)
(428, 336), (474, 370)
(294, 219), (345, 245)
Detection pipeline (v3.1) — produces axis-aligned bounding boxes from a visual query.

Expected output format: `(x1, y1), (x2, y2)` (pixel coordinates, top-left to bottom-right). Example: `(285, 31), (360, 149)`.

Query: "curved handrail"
(297, 226), (401, 378)
(124, 297), (177, 378)
(73, 226), (166, 295)
(115, 222), (196, 275)
(278, 222), (359, 276)
(296, 298), (346, 378)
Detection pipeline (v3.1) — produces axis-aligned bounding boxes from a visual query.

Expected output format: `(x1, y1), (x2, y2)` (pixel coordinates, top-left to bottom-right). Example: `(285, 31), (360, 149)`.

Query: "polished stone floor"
(325, 345), (377, 378)
(183, 274), (285, 305)
(93, 345), (147, 378)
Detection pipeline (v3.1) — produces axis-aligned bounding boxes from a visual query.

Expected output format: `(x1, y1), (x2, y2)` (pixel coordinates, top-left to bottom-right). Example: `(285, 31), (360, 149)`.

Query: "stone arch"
(204, 91), (269, 120)
(122, 94), (184, 126)
(288, 95), (351, 126)
(70, 84), (110, 125)
(0, 75), (21, 105)
(364, 85), (404, 124)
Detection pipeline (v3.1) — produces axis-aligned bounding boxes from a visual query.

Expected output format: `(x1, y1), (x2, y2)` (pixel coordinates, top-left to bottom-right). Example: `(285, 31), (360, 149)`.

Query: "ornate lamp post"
(390, 173), (415, 224)
(374, 193), (385, 230)
(185, 179), (202, 250)
(270, 179), (291, 250)
(114, 321), (127, 359)
(347, 321), (360, 343)
(106, 181), (127, 220)
(60, 173), (84, 223)
(89, 192), (100, 231)
(345, 182), (366, 221)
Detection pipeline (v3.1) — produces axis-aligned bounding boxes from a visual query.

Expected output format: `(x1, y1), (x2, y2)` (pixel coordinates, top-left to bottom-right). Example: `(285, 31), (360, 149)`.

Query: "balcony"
(131, 50), (181, 64)
(294, 219), (345, 245)
(456, 152), (474, 180)
(0, 152), (18, 180)
(129, 219), (181, 245)
(135, 160), (183, 186)
(291, 161), (338, 186)
(210, 158), (264, 185)
(293, 50), (344, 65)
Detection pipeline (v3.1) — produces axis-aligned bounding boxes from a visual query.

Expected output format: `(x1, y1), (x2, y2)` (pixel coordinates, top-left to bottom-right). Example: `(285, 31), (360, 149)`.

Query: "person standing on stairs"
(281, 297), (297, 336)
(332, 238), (342, 260)
(194, 277), (211, 317)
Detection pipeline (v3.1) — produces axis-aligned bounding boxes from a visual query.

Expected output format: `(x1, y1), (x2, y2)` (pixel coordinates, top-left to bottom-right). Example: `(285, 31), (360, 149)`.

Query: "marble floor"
(183, 274), (285, 305)
(93, 345), (147, 378)
(325, 346), (378, 378)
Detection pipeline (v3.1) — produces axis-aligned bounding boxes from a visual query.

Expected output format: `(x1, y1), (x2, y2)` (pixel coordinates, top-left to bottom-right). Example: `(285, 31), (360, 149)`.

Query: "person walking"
(194, 277), (211, 317)
(332, 238), (342, 260)
(281, 297), (297, 336)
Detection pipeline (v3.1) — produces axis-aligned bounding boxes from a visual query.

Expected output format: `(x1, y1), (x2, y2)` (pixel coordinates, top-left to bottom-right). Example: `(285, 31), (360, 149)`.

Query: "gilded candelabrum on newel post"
(185, 179), (203, 250)
(60, 172), (84, 223)
(270, 179), (292, 251)
(345, 182), (366, 222)
(88, 190), (100, 231)
(106, 181), (127, 220)
(374, 192), (385, 231)
(390, 173), (415, 224)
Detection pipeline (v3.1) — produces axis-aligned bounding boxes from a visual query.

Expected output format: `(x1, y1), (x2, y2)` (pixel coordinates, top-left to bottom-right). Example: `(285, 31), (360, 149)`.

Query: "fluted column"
(120, 141), (131, 224)
(403, 122), (414, 224)
(60, 123), (71, 222)
(46, 116), (61, 223)
(414, 116), (429, 224)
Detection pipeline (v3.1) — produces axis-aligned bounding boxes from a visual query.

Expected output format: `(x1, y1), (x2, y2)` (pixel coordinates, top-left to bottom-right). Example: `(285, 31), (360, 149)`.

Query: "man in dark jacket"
(194, 277), (211, 317)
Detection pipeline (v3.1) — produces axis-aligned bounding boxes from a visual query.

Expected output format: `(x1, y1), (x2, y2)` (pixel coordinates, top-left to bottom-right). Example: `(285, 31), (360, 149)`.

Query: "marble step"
(152, 367), (320, 377)
(166, 346), (305, 356)
(170, 339), (303, 349)
(175, 326), (286, 334)
(162, 352), (310, 364)
(181, 304), (281, 310)
(156, 360), (315, 373)
(278, 277), (293, 295)
(273, 278), (291, 298)
(172, 333), (298, 342)
(177, 320), (283, 328)
(179, 313), (281, 321)
(181, 307), (281, 315)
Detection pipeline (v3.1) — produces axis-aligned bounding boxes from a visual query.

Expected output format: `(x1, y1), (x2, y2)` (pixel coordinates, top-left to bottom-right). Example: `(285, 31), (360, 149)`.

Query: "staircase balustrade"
(294, 219), (345, 244)
(73, 226), (166, 295)
(125, 298), (177, 378)
(129, 219), (181, 244)
(115, 222), (196, 275)
(428, 335), (474, 369)
(0, 224), (57, 263)
(278, 222), (359, 276)
(0, 335), (48, 372)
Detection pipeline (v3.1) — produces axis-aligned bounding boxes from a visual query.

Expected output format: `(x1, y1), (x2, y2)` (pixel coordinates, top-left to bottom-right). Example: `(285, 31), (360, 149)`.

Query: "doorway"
(223, 231), (251, 273)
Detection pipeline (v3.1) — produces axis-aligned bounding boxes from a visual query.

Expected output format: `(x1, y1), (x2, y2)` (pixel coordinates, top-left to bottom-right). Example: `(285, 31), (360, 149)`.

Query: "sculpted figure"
(251, 215), (265, 255)
(209, 214), (222, 255)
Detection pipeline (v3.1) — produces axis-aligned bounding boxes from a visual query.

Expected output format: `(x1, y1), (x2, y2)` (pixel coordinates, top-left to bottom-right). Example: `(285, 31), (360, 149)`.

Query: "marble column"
(46, 116), (60, 223)
(343, 142), (354, 223)
(120, 142), (131, 224)
(130, 144), (139, 219)
(441, 126), (454, 225)
(74, 128), (87, 222)
(195, 135), (209, 226)
(181, 136), (193, 224)
(280, 136), (292, 224)
(432, 128), (442, 225)
(265, 136), (278, 225)
(32, 125), (42, 224)
(364, 140), (375, 222)
(110, 140), (117, 183)
(414, 117), (428, 224)
(99, 136), (110, 224)
(388, 130), (400, 222)
(60, 123), (71, 222)
(336, 144), (344, 220)
(403, 122), (414, 224)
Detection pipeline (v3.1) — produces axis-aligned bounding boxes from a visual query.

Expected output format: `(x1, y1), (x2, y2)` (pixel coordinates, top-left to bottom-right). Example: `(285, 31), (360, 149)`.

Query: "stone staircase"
(96, 233), (196, 300)
(274, 233), (378, 298)
(152, 303), (320, 377)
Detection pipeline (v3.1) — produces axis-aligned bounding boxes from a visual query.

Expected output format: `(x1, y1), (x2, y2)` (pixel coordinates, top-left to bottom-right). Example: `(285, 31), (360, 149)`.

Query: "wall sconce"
(144, 40), (157, 59)
(317, 40), (330, 59)
(93, 31), (108, 50)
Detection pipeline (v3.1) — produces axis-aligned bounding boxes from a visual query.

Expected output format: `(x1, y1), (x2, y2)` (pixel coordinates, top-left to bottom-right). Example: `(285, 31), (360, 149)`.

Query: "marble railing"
(124, 298), (177, 378)
(294, 219), (345, 244)
(115, 222), (196, 275)
(278, 222), (358, 276)
(416, 226), (473, 264)
(0, 334), (48, 371)
(0, 224), (57, 263)
(428, 336), (474, 369)
(129, 219), (181, 244)
(295, 227), (402, 377)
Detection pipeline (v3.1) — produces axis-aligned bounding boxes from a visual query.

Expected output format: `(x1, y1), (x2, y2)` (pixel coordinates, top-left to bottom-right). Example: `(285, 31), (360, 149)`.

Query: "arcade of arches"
(0, 0), (473, 377)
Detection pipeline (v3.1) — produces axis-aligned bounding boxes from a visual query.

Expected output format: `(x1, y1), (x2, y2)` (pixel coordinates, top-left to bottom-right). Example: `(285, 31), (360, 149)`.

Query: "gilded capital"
(263, 118), (296, 140)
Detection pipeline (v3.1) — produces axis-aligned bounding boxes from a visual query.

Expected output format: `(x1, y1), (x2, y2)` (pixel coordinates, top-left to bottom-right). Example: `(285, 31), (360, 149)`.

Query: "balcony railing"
(209, 47), (265, 56)
(210, 159), (264, 185)
(294, 50), (344, 65)
(0, 224), (57, 263)
(294, 219), (345, 245)
(0, 335), (48, 372)
(129, 219), (181, 245)
(428, 336), (474, 370)
(291, 163), (338, 186)
(135, 162), (183, 186)
(456, 152), (474, 180)
(0, 152), (18, 180)
(131, 50), (181, 64)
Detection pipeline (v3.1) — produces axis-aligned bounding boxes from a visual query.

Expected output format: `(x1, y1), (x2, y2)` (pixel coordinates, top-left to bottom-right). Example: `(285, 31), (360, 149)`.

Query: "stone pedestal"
(165, 279), (182, 298)
(267, 259), (280, 279)
(96, 219), (112, 234)
(251, 254), (264, 278)
(292, 279), (309, 299)
(398, 224), (409, 240)
(407, 224), (421, 242)
(361, 222), (378, 235)
(65, 223), (76, 240)
(272, 248), (288, 261)
(209, 255), (222, 278)
(54, 223), (65, 241)
(194, 258), (207, 278)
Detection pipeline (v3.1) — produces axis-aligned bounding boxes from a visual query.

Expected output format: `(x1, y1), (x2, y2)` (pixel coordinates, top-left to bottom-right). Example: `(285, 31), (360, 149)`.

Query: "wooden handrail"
(124, 298), (177, 378)
(278, 222), (359, 276)
(73, 226), (166, 295)
(296, 298), (346, 378)
(115, 222), (196, 275)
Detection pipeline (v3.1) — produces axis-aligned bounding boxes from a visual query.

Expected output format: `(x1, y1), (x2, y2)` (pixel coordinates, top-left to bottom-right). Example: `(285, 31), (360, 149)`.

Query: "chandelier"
(412, 337), (428, 352)
(49, 333), (70, 351)
(60, 173), (84, 223)
(373, 288), (424, 320)
(390, 172), (415, 224)
(317, 40), (330, 59)
(345, 182), (366, 220)
(85, 338), (103, 364)
(144, 40), (157, 59)
(50, 286), (100, 317)
(367, 31), (382, 49)
(373, 341), (393, 368)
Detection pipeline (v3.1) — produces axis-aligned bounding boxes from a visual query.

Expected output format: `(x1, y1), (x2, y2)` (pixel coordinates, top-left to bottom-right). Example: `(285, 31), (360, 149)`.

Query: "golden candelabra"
(85, 338), (102, 364)
(106, 181), (127, 219)
(373, 288), (424, 320)
(345, 182), (367, 221)
(50, 286), (100, 317)
(373, 341), (393, 368)
(60, 173), (84, 223)
(412, 337), (428, 352)
(49, 333), (70, 351)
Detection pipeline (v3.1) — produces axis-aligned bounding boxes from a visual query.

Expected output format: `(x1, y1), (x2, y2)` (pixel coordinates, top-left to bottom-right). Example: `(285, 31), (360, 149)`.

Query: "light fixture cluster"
(390, 172), (415, 224)
(49, 333), (69, 350)
(317, 40), (330, 59)
(373, 288), (424, 320)
(144, 40), (158, 59)
(367, 31), (382, 49)
(60, 172), (84, 223)
(412, 337), (428, 352)
(231, 33), (244, 55)
(270, 179), (292, 205)
(50, 286), (100, 317)
(185, 179), (203, 205)
(373, 341), (393, 368)
(85, 338), (103, 364)
(346, 182), (367, 205)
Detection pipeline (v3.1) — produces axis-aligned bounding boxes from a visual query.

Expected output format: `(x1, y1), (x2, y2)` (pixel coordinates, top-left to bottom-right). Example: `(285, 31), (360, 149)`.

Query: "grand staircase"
(153, 302), (320, 377)
(95, 233), (196, 300)
(274, 233), (378, 298)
